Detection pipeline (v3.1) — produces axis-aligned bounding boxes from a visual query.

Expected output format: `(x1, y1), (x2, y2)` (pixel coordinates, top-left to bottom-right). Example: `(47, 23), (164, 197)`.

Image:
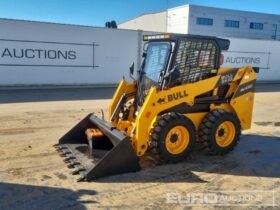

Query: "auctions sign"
(222, 51), (270, 69)
(0, 39), (97, 68)
(1, 48), (76, 60)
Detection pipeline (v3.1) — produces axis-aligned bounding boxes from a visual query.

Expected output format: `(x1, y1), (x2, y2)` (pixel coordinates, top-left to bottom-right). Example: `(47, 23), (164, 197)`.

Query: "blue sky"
(0, 0), (280, 27)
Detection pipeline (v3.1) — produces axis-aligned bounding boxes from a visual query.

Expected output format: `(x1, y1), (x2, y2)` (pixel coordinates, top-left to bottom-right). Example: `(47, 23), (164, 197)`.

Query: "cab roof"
(143, 33), (230, 51)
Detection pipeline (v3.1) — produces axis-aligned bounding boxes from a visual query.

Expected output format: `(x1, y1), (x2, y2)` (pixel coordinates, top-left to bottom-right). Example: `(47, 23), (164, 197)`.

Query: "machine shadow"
(0, 182), (97, 210)
(0, 87), (116, 104)
(96, 134), (280, 183)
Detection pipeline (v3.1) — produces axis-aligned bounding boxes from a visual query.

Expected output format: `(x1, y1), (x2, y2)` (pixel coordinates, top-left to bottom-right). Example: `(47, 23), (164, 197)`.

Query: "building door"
(272, 24), (277, 40)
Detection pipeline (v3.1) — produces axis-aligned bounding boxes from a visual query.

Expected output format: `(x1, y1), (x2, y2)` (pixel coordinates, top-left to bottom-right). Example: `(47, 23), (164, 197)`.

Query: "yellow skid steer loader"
(55, 34), (258, 181)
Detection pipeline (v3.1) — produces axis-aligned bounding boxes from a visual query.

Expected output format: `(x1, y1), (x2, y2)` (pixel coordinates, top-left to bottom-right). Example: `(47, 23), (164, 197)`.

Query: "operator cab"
(132, 34), (230, 105)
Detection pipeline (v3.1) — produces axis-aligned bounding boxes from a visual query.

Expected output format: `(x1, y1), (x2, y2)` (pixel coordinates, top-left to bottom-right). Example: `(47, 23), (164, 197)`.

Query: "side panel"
(211, 66), (257, 130)
(135, 76), (220, 156)
(230, 68), (257, 130)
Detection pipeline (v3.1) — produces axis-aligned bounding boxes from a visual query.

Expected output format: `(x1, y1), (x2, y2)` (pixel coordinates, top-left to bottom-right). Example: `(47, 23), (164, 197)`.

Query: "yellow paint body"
(108, 66), (257, 156)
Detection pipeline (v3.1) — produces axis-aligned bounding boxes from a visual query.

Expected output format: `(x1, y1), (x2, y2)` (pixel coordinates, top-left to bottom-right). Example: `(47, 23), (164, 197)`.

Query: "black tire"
(199, 109), (241, 155)
(149, 112), (196, 163)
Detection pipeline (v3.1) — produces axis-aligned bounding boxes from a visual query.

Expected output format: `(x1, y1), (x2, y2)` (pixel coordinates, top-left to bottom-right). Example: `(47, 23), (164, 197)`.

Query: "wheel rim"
(215, 121), (236, 148)
(165, 126), (189, 155)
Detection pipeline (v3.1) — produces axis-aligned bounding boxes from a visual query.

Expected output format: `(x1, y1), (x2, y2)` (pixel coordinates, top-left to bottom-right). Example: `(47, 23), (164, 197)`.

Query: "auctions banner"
(222, 51), (270, 69)
(0, 39), (97, 68)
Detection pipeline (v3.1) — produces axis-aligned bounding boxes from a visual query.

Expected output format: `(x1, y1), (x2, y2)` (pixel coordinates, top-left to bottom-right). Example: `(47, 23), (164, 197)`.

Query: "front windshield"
(136, 42), (170, 105)
(143, 42), (171, 82)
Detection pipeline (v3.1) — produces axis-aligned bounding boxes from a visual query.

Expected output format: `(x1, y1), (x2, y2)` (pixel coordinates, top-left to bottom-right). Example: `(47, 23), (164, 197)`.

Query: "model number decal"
(240, 84), (253, 93)
(220, 74), (233, 85)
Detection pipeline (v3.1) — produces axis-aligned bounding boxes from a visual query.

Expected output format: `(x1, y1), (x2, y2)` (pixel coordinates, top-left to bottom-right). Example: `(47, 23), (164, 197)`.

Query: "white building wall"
(222, 38), (280, 81)
(167, 5), (189, 34)
(187, 5), (280, 40)
(0, 18), (142, 85)
(118, 12), (166, 32)
(119, 4), (280, 40)
(0, 18), (279, 85)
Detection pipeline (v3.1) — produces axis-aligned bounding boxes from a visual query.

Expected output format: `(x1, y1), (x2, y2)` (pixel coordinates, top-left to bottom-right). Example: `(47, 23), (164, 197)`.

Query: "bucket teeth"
(56, 146), (67, 151)
(55, 143), (88, 180)
(56, 146), (73, 157)
(67, 165), (75, 169)
(77, 176), (86, 182)
(71, 170), (79, 175)
(64, 156), (75, 163)
(67, 161), (80, 169)
(72, 168), (86, 175)
(62, 151), (71, 155)
(59, 151), (71, 157)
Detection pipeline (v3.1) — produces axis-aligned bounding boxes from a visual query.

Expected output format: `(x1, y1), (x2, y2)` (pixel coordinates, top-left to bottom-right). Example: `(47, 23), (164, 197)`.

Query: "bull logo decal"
(157, 90), (188, 105)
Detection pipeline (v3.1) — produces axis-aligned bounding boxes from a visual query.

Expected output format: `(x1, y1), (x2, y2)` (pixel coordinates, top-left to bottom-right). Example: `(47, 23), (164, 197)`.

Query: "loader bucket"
(55, 114), (140, 181)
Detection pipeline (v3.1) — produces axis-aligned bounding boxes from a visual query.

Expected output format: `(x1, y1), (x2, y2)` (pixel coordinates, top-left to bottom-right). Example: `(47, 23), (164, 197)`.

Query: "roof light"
(143, 34), (171, 41)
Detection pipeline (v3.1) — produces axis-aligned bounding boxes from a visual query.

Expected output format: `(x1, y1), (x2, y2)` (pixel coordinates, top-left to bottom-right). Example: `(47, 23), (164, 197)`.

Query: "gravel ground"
(0, 84), (279, 210)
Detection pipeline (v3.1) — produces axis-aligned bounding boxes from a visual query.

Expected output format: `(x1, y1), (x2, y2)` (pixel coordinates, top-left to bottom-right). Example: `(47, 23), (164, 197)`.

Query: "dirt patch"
(54, 173), (67, 180)
(0, 152), (57, 162)
(7, 168), (24, 176)
(275, 122), (280, 127)
(254, 121), (280, 127)
(0, 88), (279, 208)
(0, 128), (35, 135)
(0, 150), (5, 157)
(42, 175), (52, 180)
(0, 126), (57, 135)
